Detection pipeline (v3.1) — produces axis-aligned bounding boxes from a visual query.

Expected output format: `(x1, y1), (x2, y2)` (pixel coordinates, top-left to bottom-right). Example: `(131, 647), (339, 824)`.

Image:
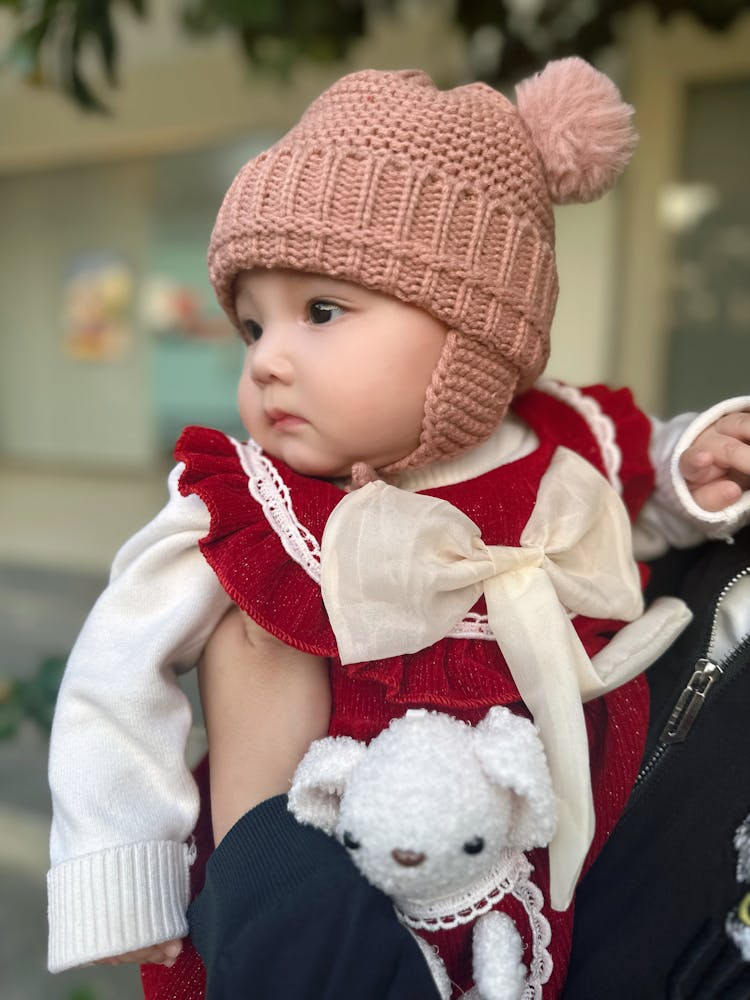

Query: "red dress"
(143, 384), (653, 999)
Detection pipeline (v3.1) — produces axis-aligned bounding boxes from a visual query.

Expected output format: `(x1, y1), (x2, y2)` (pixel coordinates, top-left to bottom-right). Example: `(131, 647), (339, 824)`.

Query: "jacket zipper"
(634, 567), (750, 790)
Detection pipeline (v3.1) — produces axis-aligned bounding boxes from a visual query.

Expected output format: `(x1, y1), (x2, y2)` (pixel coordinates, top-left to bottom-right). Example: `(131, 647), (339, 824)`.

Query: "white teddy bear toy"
(289, 706), (558, 1000)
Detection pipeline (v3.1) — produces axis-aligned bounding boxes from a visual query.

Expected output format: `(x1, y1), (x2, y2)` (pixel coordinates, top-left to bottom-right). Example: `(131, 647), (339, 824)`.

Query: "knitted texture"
(209, 62), (635, 473)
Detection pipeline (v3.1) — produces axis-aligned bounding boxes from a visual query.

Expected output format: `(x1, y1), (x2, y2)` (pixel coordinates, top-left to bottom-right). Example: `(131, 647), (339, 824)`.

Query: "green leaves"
(0, 0), (149, 110)
(65, 988), (99, 1000)
(0, 656), (66, 741)
(0, 2), (748, 110)
(182, 0), (369, 71)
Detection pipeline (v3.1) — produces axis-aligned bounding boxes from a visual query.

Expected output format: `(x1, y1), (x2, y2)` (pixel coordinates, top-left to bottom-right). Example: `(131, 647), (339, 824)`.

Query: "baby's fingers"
(714, 410), (750, 446)
(688, 478), (745, 513)
(96, 938), (183, 967)
(680, 414), (750, 481)
(711, 413), (750, 475)
(679, 446), (717, 486)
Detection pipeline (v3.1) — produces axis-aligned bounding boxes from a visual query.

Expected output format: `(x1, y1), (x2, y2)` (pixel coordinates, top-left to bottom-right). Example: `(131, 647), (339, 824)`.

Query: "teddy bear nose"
(391, 849), (426, 867)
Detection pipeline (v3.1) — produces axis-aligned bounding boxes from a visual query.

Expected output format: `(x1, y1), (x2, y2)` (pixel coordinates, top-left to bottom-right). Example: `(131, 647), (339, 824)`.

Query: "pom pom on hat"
(515, 57), (637, 205)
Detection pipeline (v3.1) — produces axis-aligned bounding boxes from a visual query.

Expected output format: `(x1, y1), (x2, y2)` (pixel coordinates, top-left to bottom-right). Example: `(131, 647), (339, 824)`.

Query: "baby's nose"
(391, 848), (426, 867)
(249, 326), (293, 384)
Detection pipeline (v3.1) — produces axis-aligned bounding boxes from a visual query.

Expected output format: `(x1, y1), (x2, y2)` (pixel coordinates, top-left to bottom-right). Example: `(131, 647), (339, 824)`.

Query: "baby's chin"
(267, 447), (376, 481)
(272, 450), (355, 481)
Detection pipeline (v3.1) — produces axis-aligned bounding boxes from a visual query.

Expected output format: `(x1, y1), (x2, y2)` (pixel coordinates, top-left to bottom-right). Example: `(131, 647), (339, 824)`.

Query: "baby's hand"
(94, 938), (182, 967)
(679, 411), (750, 511)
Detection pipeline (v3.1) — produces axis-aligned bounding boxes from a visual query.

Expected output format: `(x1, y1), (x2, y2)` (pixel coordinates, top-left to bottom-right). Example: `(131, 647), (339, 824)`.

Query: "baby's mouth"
(266, 408), (306, 428)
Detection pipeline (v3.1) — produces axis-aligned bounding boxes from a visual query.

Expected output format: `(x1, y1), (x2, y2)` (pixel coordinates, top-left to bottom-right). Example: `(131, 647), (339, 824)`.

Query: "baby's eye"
(309, 300), (344, 325)
(240, 319), (263, 344)
(462, 836), (485, 855)
(342, 830), (361, 850)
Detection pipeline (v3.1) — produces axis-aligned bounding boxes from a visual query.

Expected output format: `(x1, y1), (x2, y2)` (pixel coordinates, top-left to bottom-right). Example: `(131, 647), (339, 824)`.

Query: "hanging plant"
(0, 655), (66, 741)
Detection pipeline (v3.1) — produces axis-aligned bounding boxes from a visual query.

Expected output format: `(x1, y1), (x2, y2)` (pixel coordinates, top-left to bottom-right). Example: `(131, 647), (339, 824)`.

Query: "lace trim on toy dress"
(537, 379), (622, 494)
(394, 850), (552, 996)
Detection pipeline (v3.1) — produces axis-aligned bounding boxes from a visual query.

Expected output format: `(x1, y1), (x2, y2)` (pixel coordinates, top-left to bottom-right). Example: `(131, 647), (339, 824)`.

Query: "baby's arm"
(678, 410), (750, 511)
(199, 606), (331, 846)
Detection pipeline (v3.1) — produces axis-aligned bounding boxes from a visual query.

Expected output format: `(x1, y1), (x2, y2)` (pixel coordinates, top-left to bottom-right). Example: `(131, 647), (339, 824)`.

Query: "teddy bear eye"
(343, 831), (361, 850)
(463, 836), (485, 855)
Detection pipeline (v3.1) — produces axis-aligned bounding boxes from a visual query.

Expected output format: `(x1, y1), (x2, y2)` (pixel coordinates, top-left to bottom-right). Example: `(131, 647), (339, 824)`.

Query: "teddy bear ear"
(288, 735), (367, 834)
(515, 57), (637, 205)
(474, 706), (557, 851)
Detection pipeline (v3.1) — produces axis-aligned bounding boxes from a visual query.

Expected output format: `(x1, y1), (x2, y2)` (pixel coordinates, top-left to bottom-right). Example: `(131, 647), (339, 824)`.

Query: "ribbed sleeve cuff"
(47, 840), (192, 972)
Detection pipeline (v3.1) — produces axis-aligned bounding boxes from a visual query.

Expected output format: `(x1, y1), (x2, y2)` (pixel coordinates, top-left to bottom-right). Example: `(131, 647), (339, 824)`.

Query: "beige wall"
(0, 162), (157, 467)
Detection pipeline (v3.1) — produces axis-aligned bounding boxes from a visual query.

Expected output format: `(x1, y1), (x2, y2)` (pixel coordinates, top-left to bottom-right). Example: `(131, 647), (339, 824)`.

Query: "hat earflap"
(515, 56), (637, 205)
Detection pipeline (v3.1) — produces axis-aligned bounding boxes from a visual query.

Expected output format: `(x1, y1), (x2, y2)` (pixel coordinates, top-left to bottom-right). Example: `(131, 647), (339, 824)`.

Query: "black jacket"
(188, 795), (441, 1000)
(564, 527), (750, 1000)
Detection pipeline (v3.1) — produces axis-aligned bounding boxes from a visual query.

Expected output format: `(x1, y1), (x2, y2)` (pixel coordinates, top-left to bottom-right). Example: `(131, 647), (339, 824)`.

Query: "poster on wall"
(139, 274), (230, 340)
(62, 253), (134, 361)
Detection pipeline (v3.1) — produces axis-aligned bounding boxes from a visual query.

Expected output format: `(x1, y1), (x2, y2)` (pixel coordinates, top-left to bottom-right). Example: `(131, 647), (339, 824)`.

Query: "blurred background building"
(0, 1), (748, 996)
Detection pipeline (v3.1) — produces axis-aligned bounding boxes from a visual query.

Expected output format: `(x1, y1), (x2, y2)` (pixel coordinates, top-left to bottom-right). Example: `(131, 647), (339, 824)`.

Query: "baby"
(47, 60), (750, 998)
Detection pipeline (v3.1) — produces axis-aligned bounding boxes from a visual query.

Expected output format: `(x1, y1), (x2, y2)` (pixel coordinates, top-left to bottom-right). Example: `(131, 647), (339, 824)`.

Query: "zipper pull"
(659, 658), (723, 745)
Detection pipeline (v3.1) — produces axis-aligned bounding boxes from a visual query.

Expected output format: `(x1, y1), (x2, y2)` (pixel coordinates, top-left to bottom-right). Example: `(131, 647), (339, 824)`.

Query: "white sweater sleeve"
(47, 464), (232, 972)
(632, 396), (750, 559)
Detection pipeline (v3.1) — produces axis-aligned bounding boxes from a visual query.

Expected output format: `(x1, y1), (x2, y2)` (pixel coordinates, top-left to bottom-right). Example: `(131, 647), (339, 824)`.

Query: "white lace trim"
(537, 379), (622, 494)
(233, 438), (322, 584)
(447, 612), (493, 640)
(447, 606), (575, 643)
(394, 851), (552, 997)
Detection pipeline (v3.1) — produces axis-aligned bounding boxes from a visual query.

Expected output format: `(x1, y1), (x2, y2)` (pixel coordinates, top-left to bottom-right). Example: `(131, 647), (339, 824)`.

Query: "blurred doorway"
(664, 78), (750, 414)
(616, 11), (750, 416)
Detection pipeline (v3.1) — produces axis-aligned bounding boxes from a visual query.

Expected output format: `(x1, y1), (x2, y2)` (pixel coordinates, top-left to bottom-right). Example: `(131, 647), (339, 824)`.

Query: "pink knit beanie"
(209, 58), (637, 474)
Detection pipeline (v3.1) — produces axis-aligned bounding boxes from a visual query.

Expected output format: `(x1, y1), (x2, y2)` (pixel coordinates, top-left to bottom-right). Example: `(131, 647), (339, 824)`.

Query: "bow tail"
(484, 568), (596, 912)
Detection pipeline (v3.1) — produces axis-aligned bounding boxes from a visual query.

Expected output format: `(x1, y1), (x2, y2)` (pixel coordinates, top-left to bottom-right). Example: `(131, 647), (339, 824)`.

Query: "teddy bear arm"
(471, 911), (526, 1000)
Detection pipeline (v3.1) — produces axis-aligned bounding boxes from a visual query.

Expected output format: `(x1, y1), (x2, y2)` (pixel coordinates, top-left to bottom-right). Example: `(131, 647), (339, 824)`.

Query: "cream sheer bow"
(320, 446), (645, 911)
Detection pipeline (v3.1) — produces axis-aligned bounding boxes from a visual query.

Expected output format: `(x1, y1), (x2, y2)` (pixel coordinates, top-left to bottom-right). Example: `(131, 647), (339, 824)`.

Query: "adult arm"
(189, 796), (443, 1000)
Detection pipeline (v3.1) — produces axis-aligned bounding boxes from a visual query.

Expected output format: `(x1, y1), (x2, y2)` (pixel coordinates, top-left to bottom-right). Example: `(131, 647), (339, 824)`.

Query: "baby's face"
(234, 269), (447, 478)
